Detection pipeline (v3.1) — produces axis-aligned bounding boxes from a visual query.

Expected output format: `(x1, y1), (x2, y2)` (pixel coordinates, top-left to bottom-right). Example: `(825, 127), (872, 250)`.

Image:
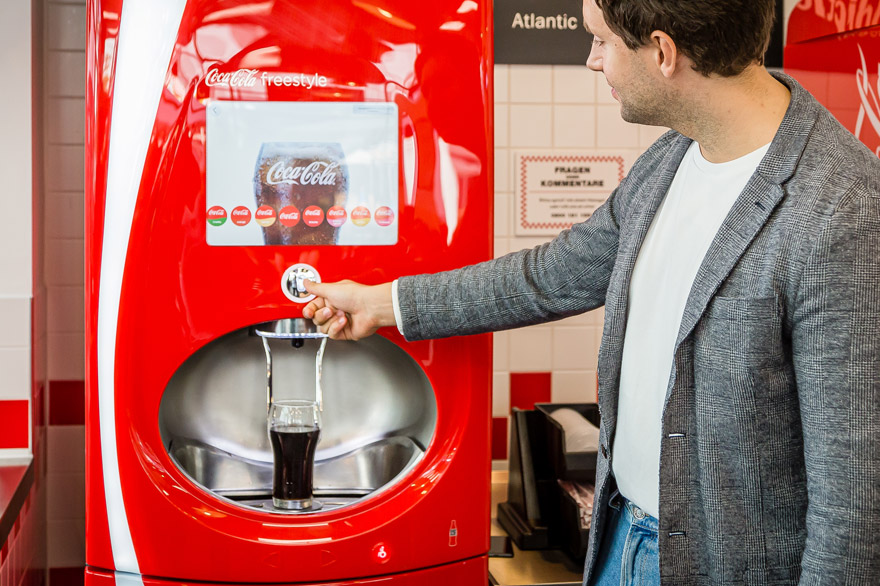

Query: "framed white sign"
(515, 150), (637, 235)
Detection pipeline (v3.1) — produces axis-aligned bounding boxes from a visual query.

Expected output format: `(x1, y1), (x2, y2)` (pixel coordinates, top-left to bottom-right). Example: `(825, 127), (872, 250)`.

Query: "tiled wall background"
(1, 0), (48, 584)
(489, 63), (666, 458)
(0, 0), (36, 457)
(41, 0), (85, 573)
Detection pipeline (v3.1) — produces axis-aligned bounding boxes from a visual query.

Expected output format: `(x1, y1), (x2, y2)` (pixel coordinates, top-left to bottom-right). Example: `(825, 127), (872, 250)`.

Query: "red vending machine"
(785, 2), (880, 156)
(85, 1), (493, 585)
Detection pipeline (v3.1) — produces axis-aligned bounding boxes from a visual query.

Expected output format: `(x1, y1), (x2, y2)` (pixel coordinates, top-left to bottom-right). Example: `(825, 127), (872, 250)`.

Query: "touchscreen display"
(206, 101), (399, 246)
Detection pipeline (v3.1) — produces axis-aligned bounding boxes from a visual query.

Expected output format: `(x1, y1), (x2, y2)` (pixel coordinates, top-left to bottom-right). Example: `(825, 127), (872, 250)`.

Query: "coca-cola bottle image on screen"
(253, 142), (350, 245)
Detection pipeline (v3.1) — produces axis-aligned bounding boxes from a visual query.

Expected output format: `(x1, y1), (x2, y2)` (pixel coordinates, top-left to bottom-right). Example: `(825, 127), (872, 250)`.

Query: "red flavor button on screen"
(351, 206), (371, 226)
(279, 206), (300, 227)
(371, 543), (391, 564)
(255, 205), (276, 227)
(326, 206), (347, 227)
(231, 206), (252, 226)
(207, 206), (227, 226)
(375, 206), (394, 227)
(303, 205), (324, 227)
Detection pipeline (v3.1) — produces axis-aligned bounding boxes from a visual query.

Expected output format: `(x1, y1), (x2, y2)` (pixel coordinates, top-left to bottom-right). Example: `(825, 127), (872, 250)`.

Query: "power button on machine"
(371, 543), (391, 564)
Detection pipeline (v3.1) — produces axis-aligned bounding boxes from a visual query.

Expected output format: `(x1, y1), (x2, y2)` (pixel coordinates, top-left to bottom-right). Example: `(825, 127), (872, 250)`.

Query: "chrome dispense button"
(281, 263), (321, 303)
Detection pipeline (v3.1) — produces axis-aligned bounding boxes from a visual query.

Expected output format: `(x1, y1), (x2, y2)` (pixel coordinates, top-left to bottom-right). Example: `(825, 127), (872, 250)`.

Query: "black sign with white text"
(494, 0), (591, 65)
(495, 0), (783, 67)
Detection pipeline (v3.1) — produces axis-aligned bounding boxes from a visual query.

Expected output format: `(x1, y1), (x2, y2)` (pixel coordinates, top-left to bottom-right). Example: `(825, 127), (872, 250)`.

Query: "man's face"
(582, 0), (669, 126)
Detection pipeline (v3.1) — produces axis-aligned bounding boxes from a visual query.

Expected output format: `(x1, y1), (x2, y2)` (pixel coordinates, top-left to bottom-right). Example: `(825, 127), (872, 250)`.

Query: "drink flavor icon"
(208, 204), (395, 229)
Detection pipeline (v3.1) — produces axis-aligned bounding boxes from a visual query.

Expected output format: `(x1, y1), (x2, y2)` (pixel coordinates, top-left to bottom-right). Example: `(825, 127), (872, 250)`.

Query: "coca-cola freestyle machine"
(85, 1), (492, 585)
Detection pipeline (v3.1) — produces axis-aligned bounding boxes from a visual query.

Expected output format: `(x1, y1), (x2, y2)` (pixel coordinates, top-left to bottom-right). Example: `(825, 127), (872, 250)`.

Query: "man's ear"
(651, 30), (678, 78)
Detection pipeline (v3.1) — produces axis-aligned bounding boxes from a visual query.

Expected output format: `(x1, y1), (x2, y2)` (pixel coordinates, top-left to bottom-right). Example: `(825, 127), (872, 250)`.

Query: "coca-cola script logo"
(205, 67), (259, 88)
(266, 161), (340, 186)
(207, 206), (227, 227)
(255, 205), (277, 227)
(303, 205), (325, 227)
(231, 206), (252, 226)
(855, 44), (880, 157)
(279, 206), (301, 227)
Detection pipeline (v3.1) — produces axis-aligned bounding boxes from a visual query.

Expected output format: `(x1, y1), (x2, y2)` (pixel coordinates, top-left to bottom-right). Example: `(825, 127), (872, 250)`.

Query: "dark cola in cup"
(253, 142), (349, 245)
(269, 400), (321, 510)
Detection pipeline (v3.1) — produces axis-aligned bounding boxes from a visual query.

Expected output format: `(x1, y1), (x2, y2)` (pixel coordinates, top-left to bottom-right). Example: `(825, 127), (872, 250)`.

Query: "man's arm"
(792, 192), (880, 583)
(397, 185), (622, 340)
(304, 187), (622, 341)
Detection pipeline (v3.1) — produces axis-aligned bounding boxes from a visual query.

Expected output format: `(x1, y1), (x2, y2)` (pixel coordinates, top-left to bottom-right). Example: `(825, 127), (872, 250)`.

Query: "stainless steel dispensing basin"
(159, 328), (437, 513)
(169, 434), (423, 496)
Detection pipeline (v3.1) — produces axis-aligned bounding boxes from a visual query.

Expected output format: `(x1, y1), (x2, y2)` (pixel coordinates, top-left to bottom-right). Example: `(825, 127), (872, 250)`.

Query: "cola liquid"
(253, 142), (349, 245)
(270, 425), (321, 503)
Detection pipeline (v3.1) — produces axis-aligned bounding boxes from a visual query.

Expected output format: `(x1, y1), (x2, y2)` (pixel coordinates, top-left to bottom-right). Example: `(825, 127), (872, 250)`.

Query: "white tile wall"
(509, 104), (553, 147)
(553, 66), (598, 103)
(508, 326), (553, 372)
(47, 98), (85, 144)
(46, 51), (86, 97)
(492, 61), (667, 425)
(494, 192), (512, 238)
(0, 0), (34, 299)
(47, 4), (87, 51)
(45, 192), (85, 239)
(493, 330), (510, 372)
(47, 333), (85, 380)
(47, 286), (85, 333)
(47, 426), (85, 474)
(553, 104), (597, 148)
(494, 149), (511, 193)
(552, 370), (598, 404)
(509, 66), (553, 103)
(0, 0), (34, 459)
(45, 145), (85, 192)
(552, 326), (599, 371)
(493, 66), (509, 102)
(0, 299), (31, 348)
(0, 349), (31, 401)
(492, 372), (511, 417)
(494, 104), (509, 147)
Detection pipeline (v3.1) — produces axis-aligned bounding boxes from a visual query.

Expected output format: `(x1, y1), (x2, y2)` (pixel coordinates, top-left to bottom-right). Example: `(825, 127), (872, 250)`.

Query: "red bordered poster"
(515, 150), (638, 235)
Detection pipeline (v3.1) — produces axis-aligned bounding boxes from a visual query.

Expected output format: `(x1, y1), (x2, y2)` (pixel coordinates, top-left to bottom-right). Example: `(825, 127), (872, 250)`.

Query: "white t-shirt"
(612, 140), (770, 519)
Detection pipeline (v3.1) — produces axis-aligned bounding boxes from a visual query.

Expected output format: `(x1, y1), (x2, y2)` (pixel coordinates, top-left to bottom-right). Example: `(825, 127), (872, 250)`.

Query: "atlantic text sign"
(495, 0), (591, 65)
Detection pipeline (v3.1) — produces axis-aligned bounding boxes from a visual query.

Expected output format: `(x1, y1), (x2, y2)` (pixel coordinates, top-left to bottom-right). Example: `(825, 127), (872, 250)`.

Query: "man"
(304, 0), (880, 583)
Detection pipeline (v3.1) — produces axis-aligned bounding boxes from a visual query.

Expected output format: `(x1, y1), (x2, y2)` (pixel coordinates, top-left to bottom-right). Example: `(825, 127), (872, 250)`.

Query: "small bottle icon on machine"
(449, 520), (458, 547)
(371, 542), (391, 564)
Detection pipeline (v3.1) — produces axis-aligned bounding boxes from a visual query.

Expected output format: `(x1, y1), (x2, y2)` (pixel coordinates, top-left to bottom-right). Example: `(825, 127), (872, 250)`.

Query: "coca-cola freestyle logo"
(266, 161), (340, 186)
(205, 67), (328, 89)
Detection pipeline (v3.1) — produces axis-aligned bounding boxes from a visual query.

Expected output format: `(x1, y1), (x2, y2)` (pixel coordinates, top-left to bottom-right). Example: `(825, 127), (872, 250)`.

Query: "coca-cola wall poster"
(206, 101), (399, 246)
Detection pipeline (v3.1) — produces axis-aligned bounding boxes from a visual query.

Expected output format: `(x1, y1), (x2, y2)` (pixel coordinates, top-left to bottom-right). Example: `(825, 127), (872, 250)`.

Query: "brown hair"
(594, 0), (775, 77)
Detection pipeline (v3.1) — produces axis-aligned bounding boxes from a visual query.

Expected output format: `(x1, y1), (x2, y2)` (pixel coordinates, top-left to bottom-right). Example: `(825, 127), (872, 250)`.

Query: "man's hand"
(302, 280), (396, 341)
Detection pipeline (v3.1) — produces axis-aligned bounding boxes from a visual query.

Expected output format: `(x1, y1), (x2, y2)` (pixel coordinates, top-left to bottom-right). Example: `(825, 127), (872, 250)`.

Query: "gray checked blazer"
(397, 73), (880, 584)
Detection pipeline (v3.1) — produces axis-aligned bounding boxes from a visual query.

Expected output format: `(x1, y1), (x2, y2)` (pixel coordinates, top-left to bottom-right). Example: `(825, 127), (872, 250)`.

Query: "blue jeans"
(589, 491), (660, 586)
